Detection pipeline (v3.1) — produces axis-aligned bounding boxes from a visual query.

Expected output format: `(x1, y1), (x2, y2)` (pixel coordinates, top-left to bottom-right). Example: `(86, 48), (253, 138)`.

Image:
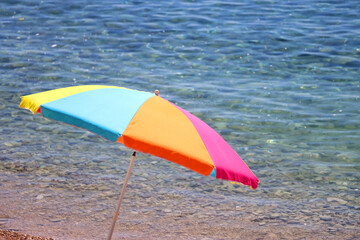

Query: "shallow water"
(1, 0), (359, 239)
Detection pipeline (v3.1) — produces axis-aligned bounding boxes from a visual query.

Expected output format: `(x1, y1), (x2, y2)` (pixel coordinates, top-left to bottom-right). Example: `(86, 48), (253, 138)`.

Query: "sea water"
(0, 0), (359, 239)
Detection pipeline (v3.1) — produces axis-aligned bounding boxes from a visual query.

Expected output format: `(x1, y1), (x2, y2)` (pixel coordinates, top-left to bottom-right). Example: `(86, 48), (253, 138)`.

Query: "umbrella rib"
(107, 151), (136, 240)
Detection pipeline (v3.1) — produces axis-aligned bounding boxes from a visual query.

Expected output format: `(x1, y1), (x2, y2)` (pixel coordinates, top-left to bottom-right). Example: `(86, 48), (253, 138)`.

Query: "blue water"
(1, 0), (359, 239)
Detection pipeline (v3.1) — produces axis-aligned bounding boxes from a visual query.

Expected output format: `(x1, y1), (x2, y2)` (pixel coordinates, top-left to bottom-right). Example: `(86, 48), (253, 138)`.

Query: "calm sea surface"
(1, 0), (359, 239)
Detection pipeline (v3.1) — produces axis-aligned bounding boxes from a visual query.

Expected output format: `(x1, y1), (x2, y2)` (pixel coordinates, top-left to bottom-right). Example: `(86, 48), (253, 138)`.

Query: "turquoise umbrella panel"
(40, 88), (154, 141)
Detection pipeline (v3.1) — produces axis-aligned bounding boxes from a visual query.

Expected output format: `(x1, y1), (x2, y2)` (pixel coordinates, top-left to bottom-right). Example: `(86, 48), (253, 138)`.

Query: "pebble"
(189, 183), (201, 188)
(269, 213), (281, 219)
(4, 141), (22, 147)
(300, 210), (312, 216)
(287, 220), (301, 225)
(320, 215), (332, 221)
(326, 197), (347, 205)
(203, 188), (214, 192)
(49, 217), (66, 222)
(0, 215), (9, 224)
(36, 194), (44, 200)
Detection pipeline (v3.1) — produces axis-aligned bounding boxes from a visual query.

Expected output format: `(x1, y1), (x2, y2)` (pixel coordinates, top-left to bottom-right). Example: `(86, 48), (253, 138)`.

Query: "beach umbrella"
(19, 85), (259, 240)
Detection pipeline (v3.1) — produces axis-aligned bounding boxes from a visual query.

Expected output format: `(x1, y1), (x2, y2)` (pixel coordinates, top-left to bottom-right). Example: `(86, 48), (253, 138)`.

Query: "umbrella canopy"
(20, 85), (258, 189)
(19, 85), (259, 239)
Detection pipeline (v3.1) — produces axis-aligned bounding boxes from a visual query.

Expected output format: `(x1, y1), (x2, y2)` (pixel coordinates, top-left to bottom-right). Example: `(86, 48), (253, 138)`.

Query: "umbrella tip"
(154, 90), (159, 96)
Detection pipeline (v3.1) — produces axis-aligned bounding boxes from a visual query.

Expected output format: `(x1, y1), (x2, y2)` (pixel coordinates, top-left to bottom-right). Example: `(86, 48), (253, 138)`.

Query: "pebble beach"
(1, 0), (359, 239)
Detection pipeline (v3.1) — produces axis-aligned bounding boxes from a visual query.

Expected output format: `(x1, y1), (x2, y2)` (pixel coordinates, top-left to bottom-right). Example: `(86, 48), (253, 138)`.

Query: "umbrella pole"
(107, 151), (136, 240)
